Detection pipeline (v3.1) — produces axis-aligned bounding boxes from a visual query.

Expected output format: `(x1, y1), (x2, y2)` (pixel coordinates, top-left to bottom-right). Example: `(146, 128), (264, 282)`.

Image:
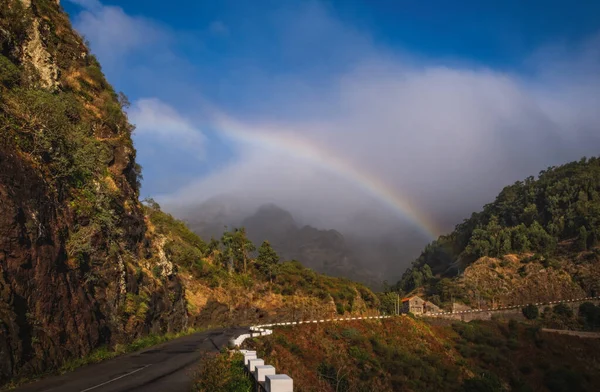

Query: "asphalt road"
(14, 328), (247, 392)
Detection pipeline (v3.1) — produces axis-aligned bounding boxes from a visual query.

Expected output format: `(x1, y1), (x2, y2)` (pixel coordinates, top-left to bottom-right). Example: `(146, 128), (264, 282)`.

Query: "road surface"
(14, 328), (246, 392)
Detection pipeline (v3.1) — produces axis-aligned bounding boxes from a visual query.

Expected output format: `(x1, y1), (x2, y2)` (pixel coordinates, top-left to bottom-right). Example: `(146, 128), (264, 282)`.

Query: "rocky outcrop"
(0, 0), (189, 384)
(22, 18), (59, 89)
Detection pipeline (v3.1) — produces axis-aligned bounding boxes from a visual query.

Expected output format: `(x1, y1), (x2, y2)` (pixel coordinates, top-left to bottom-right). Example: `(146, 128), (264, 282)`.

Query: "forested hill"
(397, 157), (600, 295)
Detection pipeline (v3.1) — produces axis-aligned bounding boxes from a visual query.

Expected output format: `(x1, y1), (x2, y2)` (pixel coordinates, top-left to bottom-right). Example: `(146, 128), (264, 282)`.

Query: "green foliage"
(0, 54), (20, 86)
(398, 157), (600, 293)
(124, 292), (150, 323)
(553, 303), (573, 319)
(0, 0), (32, 54)
(578, 302), (600, 331)
(522, 304), (539, 320)
(377, 292), (398, 314)
(461, 373), (503, 392)
(193, 351), (252, 392)
(255, 240), (279, 282)
(7, 89), (110, 189)
(219, 227), (255, 273)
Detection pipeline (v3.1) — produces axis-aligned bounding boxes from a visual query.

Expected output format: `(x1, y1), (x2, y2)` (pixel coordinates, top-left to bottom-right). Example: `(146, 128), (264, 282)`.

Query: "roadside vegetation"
(519, 302), (600, 331)
(217, 317), (600, 392)
(192, 351), (252, 392)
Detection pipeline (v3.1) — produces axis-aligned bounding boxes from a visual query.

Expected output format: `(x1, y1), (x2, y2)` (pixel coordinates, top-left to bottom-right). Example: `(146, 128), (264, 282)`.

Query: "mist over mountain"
(177, 195), (430, 286)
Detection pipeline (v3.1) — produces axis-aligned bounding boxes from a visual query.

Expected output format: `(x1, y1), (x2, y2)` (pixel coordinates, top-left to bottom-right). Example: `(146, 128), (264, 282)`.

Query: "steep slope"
(0, 0), (190, 383)
(0, 1), (379, 385)
(207, 317), (600, 391)
(397, 157), (600, 306)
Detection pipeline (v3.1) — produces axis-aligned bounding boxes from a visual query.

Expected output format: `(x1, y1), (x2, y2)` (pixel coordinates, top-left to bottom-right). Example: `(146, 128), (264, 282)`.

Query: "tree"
(522, 304), (539, 320)
(231, 228), (255, 273)
(579, 302), (600, 331)
(256, 240), (279, 282)
(220, 229), (235, 272)
(422, 264), (433, 280)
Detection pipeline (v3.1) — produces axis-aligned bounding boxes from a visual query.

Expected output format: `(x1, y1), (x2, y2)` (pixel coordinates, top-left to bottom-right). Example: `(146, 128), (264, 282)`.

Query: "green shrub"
(522, 304), (539, 320)
(193, 351), (252, 392)
(0, 54), (20, 86)
(461, 372), (503, 392)
(553, 303), (573, 318)
(579, 302), (600, 330)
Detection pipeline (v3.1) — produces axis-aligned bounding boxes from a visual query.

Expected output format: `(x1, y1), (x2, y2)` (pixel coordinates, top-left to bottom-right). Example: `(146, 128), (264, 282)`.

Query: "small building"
(402, 296), (441, 315)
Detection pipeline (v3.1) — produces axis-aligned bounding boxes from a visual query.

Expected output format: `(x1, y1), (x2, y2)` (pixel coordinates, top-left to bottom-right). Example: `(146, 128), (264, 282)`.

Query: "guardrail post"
(244, 351), (257, 366)
(255, 365), (276, 382)
(248, 358), (265, 373)
(265, 374), (293, 392)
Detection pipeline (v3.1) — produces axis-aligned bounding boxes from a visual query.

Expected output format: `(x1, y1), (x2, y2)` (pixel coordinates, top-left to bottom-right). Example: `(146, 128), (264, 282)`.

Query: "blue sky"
(63, 0), (600, 234)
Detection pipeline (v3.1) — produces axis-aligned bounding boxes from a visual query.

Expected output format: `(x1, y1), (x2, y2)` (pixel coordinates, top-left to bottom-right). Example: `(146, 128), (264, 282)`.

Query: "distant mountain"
(182, 200), (385, 286)
(243, 204), (356, 276)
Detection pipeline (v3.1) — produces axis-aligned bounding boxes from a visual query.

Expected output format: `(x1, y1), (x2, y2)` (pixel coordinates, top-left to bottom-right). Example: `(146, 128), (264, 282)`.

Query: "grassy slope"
(246, 317), (600, 392)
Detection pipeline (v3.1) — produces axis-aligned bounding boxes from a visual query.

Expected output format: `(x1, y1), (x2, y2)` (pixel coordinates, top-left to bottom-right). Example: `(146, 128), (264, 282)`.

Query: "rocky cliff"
(0, 0), (189, 383)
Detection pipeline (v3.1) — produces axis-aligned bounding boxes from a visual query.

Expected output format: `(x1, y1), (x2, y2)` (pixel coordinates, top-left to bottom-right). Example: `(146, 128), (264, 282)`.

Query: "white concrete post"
(244, 352), (257, 366)
(254, 365), (276, 382)
(265, 374), (293, 392)
(247, 358), (264, 373)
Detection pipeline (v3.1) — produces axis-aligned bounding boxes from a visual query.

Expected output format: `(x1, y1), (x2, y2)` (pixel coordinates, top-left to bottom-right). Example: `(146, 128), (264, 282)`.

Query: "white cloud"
(67, 0), (101, 11)
(129, 98), (206, 158)
(68, 1), (168, 61)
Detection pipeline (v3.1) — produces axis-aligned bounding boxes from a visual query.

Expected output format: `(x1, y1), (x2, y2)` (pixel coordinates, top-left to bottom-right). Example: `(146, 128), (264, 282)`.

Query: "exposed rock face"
(0, 0), (188, 383)
(22, 18), (59, 89)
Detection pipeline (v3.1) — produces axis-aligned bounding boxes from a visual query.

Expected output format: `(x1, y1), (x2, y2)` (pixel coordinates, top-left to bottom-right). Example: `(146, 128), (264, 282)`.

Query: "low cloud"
(67, 0), (169, 62)
(129, 98), (206, 158)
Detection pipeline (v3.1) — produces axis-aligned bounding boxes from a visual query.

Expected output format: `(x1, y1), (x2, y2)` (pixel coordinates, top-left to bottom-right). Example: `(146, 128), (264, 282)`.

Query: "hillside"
(397, 157), (600, 306)
(0, 1), (377, 385)
(207, 317), (600, 391)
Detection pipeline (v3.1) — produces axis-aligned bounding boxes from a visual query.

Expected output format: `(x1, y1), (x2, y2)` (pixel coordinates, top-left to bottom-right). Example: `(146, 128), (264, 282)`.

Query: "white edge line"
(79, 364), (152, 392)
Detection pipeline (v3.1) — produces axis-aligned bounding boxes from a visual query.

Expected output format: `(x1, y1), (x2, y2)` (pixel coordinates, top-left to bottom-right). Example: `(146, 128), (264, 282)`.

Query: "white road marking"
(79, 364), (152, 392)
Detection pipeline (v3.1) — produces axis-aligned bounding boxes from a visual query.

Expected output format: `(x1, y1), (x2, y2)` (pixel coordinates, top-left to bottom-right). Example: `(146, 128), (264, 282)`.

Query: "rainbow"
(213, 115), (440, 239)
